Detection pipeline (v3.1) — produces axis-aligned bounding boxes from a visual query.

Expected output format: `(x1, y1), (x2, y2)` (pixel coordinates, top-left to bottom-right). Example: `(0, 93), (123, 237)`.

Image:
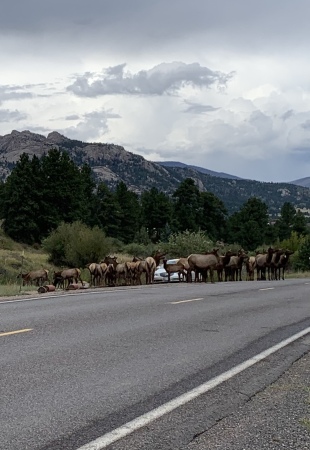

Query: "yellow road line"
(0, 328), (33, 337)
(170, 298), (204, 304)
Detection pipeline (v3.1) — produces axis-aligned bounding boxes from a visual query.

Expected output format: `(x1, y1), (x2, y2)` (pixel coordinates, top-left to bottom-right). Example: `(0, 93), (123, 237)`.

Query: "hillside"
(1, 130), (310, 217)
(157, 161), (243, 180)
(289, 176), (310, 188)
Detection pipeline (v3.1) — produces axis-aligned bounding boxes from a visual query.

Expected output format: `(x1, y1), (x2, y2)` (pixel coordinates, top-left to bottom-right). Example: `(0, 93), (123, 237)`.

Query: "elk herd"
(17, 248), (294, 289)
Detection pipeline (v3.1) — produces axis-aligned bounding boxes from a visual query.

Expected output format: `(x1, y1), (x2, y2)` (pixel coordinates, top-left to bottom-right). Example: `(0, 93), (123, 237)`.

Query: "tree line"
(0, 149), (308, 252)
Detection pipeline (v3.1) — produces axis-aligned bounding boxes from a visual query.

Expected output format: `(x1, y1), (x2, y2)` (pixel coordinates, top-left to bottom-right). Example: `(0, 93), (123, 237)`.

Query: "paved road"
(0, 279), (309, 449)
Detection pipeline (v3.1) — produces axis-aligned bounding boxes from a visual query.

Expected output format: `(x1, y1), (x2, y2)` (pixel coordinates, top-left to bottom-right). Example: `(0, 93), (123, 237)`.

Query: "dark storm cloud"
(67, 62), (233, 97)
(1, 1), (310, 55)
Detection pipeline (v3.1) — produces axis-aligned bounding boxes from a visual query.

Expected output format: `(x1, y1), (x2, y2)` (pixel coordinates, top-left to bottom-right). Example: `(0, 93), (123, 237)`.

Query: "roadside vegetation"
(1, 149), (310, 297)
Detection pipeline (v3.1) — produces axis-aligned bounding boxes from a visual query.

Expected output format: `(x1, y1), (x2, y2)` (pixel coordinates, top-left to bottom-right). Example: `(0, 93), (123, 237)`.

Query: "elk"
(187, 249), (221, 283)
(162, 259), (186, 282)
(255, 247), (274, 280)
(133, 250), (165, 285)
(246, 256), (257, 281)
(86, 263), (102, 286)
(53, 268), (83, 289)
(226, 249), (248, 281)
(18, 269), (49, 286)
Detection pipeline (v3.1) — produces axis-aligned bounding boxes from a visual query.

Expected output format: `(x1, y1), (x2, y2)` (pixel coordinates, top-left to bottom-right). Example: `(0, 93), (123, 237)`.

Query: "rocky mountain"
(1, 130), (310, 218)
(157, 161), (243, 180)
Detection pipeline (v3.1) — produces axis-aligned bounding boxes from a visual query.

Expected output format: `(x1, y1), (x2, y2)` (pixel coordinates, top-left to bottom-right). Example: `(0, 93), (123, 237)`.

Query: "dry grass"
(0, 232), (135, 297)
(1, 229), (310, 297)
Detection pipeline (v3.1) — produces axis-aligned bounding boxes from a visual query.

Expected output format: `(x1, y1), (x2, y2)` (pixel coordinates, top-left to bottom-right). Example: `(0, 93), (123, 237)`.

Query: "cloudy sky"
(1, 0), (310, 182)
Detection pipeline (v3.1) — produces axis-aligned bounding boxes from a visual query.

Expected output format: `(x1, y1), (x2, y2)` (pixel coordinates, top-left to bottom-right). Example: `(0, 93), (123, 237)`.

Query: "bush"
(292, 236), (310, 271)
(121, 242), (158, 258)
(159, 230), (213, 258)
(42, 221), (113, 267)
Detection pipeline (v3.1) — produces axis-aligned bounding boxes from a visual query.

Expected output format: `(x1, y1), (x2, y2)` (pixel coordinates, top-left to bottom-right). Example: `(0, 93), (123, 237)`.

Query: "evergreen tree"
(114, 182), (141, 243)
(292, 210), (308, 237)
(199, 191), (227, 240)
(1, 149), (98, 243)
(0, 180), (5, 218)
(172, 178), (201, 232)
(2, 154), (43, 243)
(40, 148), (84, 229)
(226, 197), (269, 250)
(78, 164), (97, 227)
(275, 202), (296, 241)
(140, 187), (172, 242)
(95, 182), (122, 238)
(294, 235), (310, 271)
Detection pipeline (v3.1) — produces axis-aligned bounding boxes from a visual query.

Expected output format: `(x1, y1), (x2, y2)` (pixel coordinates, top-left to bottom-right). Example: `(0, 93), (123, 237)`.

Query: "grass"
(0, 230), (136, 297)
(0, 229), (310, 297)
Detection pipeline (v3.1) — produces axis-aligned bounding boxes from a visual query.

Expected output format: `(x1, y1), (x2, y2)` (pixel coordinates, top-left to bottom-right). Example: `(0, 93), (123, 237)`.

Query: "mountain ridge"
(0, 130), (310, 217)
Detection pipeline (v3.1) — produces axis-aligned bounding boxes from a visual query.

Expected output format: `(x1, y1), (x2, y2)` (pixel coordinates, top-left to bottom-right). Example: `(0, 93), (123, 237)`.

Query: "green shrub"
(42, 221), (113, 267)
(121, 242), (158, 258)
(292, 236), (310, 271)
(159, 230), (213, 258)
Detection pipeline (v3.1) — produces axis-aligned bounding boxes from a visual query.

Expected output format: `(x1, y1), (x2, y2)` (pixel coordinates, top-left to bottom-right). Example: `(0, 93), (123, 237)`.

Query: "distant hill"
(1, 130), (310, 218)
(289, 177), (310, 188)
(157, 161), (243, 180)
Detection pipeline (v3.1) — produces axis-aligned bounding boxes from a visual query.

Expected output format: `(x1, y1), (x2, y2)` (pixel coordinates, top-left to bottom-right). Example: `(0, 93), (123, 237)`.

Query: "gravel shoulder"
(185, 350), (310, 450)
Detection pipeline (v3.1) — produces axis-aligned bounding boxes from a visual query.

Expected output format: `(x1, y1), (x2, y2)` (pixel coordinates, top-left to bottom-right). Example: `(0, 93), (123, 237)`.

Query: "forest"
(0, 149), (309, 271)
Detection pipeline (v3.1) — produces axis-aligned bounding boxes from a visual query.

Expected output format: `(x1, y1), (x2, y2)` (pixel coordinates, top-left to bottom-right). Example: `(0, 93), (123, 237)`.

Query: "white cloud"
(0, 0), (310, 182)
(67, 62), (233, 97)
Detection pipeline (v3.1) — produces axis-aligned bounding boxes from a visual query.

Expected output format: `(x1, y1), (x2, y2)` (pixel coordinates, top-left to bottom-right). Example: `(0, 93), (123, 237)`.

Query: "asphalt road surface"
(1, 279), (309, 450)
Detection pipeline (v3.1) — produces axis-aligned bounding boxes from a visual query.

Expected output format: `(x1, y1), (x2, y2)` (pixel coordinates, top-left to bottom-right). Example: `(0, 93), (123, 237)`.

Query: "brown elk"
(163, 259), (186, 282)
(18, 269), (49, 286)
(255, 247), (274, 280)
(226, 249), (248, 281)
(86, 263), (102, 286)
(187, 249), (221, 283)
(133, 250), (165, 285)
(275, 250), (294, 280)
(246, 256), (257, 281)
(53, 268), (83, 289)
(102, 256), (128, 286)
(215, 251), (236, 282)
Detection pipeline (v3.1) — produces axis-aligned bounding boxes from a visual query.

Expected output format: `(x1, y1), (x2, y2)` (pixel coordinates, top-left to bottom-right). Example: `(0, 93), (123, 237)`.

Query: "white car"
(154, 259), (187, 282)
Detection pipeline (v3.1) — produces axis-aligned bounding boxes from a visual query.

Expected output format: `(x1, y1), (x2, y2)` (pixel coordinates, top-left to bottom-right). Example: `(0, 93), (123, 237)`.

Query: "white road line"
(76, 326), (310, 450)
(0, 287), (147, 305)
(170, 298), (204, 304)
(259, 288), (275, 291)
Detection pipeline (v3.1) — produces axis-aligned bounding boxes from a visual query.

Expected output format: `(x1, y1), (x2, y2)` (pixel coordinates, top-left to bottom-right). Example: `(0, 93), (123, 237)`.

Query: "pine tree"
(275, 202), (296, 241)
(292, 210), (308, 237)
(2, 154), (42, 243)
(140, 187), (172, 242)
(199, 191), (227, 240)
(115, 182), (141, 243)
(40, 148), (84, 229)
(226, 197), (269, 250)
(95, 182), (122, 238)
(172, 178), (201, 232)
